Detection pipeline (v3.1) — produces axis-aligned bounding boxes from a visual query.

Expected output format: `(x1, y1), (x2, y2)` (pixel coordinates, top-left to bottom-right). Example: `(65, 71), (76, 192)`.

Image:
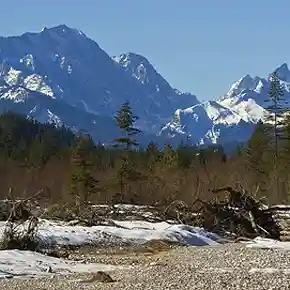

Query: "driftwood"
(196, 186), (280, 239)
(0, 187), (51, 222)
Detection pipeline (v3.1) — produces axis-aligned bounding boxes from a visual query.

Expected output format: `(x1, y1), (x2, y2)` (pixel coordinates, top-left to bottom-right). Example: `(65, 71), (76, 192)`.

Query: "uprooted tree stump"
(195, 186), (281, 240)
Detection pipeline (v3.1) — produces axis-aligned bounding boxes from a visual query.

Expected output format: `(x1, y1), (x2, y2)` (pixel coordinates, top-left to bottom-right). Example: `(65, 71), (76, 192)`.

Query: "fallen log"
(197, 185), (280, 240)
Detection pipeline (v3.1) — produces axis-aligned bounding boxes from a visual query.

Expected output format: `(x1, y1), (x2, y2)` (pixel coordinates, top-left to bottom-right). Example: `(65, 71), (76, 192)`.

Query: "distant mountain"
(161, 64), (290, 145)
(0, 24), (288, 147)
(112, 52), (199, 132)
(0, 25), (197, 143)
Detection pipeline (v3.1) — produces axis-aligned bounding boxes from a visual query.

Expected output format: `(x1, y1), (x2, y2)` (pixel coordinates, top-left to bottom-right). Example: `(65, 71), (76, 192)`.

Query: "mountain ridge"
(0, 24), (288, 147)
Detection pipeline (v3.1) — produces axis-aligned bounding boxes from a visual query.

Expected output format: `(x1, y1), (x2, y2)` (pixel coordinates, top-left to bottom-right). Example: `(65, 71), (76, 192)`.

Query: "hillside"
(0, 24), (288, 146)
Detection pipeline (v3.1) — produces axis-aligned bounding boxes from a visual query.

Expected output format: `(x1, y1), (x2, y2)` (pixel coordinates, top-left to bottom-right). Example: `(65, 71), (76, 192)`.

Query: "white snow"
(0, 250), (118, 279)
(249, 268), (290, 274)
(47, 110), (63, 126)
(0, 219), (219, 279)
(23, 74), (54, 98)
(218, 96), (266, 123)
(112, 204), (155, 210)
(79, 99), (100, 115)
(246, 237), (290, 250)
(4, 68), (22, 86)
(67, 64), (73, 74)
(162, 63), (290, 145)
(20, 54), (35, 72)
(0, 219), (220, 248)
(0, 87), (28, 103)
(203, 101), (242, 125)
(227, 74), (261, 96)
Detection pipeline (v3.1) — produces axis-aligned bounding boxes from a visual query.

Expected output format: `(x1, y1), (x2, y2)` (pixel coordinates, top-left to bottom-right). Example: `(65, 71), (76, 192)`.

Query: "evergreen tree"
(115, 156), (141, 202)
(162, 144), (177, 168)
(265, 70), (286, 159)
(176, 143), (194, 169)
(245, 121), (273, 194)
(265, 70), (288, 196)
(113, 102), (143, 201)
(146, 141), (161, 171)
(68, 135), (99, 205)
(114, 101), (141, 149)
(281, 114), (290, 167)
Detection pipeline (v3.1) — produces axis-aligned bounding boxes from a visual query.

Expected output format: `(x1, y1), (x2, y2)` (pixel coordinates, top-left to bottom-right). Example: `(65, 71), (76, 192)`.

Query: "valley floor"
(1, 243), (290, 290)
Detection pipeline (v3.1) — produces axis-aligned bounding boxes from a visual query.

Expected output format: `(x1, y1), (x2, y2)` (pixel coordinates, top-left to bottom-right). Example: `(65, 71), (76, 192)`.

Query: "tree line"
(0, 70), (290, 206)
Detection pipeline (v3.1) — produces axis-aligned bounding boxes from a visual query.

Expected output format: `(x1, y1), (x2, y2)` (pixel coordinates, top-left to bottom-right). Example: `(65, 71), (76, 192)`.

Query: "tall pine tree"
(68, 135), (99, 205)
(245, 121), (273, 195)
(114, 101), (141, 150)
(265, 71), (286, 158)
(265, 70), (288, 196)
(113, 102), (142, 201)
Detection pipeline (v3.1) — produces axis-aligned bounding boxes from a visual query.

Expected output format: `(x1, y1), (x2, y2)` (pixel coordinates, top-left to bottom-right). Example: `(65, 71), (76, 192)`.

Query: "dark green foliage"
(0, 111), (76, 167)
(146, 141), (161, 171)
(115, 156), (140, 202)
(114, 101), (141, 149)
(4, 108), (290, 208)
(280, 114), (290, 171)
(245, 121), (273, 194)
(162, 144), (177, 168)
(176, 144), (195, 169)
(265, 71), (287, 148)
(68, 135), (99, 204)
(265, 71), (289, 197)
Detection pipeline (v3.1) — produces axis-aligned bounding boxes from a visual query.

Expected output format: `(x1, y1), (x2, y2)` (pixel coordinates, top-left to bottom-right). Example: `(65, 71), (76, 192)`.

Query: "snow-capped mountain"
(161, 63), (290, 145)
(112, 52), (198, 108)
(0, 24), (289, 147)
(112, 52), (199, 132)
(0, 25), (198, 143)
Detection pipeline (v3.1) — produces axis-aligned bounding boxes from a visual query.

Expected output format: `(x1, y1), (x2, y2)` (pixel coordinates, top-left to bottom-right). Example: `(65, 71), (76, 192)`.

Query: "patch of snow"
(246, 237), (290, 250)
(135, 63), (148, 84)
(23, 74), (54, 98)
(249, 268), (290, 274)
(20, 54), (35, 72)
(270, 204), (290, 209)
(47, 110), (63, 126)
(0, 250), (118, 279)
(203, 101), (242, 125)
(219, 97), (266, 123)
(0, 219), (220, 247)
(113, 204), (154, 210)
(67, 65), (72, 74)
(29, 105), (38, 114)
(4, 68), (22, 86)
(60, 57), (66, 69)
(0, 87), (28, 103)
(79, 99), (100, 115)
(111, 221), (220, 246)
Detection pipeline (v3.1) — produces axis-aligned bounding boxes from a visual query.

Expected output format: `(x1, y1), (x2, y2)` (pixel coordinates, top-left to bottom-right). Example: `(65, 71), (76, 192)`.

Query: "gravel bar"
(1, 243), (290, 289)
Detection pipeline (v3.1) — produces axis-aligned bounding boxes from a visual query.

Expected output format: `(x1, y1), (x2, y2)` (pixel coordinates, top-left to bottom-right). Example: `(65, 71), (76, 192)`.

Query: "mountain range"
(0, 24), (288, 147)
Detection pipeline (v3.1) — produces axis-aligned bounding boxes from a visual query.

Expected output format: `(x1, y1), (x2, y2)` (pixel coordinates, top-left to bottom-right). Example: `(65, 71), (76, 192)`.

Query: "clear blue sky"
(1, 0), (289, 100)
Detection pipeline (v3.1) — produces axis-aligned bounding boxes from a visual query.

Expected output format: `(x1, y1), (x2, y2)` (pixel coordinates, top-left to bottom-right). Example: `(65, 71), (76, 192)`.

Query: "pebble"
(1, 244), (290, 289)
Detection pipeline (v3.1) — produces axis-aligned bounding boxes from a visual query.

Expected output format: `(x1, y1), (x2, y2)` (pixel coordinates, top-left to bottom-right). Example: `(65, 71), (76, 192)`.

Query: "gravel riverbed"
(1, 243), (290, 290)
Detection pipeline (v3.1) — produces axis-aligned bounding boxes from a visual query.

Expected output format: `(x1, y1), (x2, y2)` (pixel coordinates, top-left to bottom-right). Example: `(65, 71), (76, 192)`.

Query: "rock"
(80, 271), (115, 283)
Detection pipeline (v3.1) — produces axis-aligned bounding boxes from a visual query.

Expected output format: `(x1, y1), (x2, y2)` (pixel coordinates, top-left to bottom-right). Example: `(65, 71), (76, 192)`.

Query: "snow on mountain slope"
(0, 88), (119, 143)
(113, 52), (199, 110)
(160, 100), (247, 145)
(217, 64), (290, 122)
(0, 25), (197, 136)
(0, 24), (290, 147)
(161, 64), (290, 145)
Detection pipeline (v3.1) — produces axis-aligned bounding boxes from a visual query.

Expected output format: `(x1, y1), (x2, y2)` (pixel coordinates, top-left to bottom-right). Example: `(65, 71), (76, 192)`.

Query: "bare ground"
(1, 243), (290, 290)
